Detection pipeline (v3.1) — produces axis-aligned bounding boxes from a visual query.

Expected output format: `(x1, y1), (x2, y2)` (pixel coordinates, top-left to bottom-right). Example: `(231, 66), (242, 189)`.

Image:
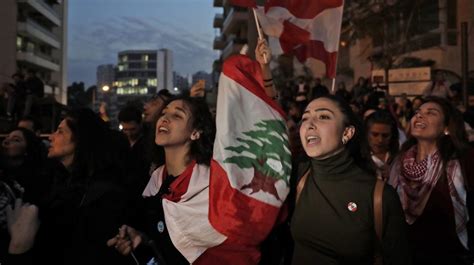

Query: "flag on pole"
(142, 54), (291, 264)
(255, 0), (344, 78)
(209, 54), (292, 262)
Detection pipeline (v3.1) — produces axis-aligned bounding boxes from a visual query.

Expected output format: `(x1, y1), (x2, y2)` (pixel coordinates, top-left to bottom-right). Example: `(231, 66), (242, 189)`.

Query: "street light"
(92, 85), (111, 111)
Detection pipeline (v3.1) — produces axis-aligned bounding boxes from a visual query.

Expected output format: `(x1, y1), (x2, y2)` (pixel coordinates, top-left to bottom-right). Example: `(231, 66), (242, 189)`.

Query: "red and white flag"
(143, 54), (291, 264)
(255, 0), (344, 78)
(210, 54), (291, 260)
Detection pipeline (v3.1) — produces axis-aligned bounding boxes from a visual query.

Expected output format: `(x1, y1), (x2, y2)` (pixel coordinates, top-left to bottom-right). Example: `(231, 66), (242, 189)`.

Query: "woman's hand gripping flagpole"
(252, 8), (267, 64)
(255, 38), (277, 100)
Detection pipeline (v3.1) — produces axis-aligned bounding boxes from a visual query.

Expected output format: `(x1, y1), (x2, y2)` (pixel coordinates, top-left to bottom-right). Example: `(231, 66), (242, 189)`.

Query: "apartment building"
(0, 0), (68, 104)
(339, 0), (474, 87)
(212, 0), (254, 94)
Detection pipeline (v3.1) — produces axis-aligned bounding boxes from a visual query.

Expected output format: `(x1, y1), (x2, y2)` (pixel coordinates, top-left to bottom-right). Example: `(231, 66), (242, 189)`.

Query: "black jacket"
(6, 162), (133, 265)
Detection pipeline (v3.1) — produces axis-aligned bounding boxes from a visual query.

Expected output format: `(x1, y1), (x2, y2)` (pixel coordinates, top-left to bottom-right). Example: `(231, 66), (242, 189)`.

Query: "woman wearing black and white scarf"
(388, 96), (474, 265)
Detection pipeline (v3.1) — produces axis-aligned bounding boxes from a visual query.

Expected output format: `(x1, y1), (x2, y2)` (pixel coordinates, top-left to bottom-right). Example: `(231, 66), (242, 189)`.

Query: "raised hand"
(6, 198), (40, 254)
(255, 38), (271, 66)
(107, 225), (143, 256)
(190, 79), (206, 98)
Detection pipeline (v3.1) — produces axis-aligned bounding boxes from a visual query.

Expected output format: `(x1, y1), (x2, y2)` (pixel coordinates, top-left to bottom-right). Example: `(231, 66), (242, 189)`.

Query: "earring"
(444, 131), (449, 136)
(342, 138), (347, 145)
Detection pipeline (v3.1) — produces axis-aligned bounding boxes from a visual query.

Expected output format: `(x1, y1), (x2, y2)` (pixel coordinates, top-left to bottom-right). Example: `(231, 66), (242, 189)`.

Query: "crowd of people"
(0, 38), (473, 265)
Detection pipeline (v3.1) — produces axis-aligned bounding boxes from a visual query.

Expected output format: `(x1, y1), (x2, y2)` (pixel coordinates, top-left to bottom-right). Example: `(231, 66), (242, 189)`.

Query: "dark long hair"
(364, 110), (400, 163)
(162, 96), (215, 165)
(64, 108), (129, 182)
(401, 97), (469, 157)
(315, 95), (375, 175)
(401, 97), (470, 185)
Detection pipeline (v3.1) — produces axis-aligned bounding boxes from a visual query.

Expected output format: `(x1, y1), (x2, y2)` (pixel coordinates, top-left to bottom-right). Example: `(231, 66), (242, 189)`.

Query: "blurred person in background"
(365, 110), (400, 180)
(5, 108), (131, 265)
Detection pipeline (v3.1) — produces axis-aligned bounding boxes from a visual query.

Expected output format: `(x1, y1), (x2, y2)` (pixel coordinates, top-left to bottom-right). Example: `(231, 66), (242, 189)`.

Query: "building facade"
(157, 48), (174, 93)
(94, 64), (115, 113)
(0, 0), (68, 104)
(95, 49), (174, 129)
(212, 0), (255, 98)
(96, 64), (115, 89)
(173, 71), (190, 92)
(339, 0), (474, 89)
(116, 50), (158, 96)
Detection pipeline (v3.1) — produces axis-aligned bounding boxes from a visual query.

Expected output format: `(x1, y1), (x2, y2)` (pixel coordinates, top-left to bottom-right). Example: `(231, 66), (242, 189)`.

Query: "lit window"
(16, 36), (22, 50)
(147, 78), (157, 86)
(129, 79), (138, 86)
(118, 65), (124, 71)
(144, 55), (149, 61)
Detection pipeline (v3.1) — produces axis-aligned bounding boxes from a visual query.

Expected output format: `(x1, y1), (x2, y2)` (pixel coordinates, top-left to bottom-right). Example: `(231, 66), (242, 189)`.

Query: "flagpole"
(252, 8), (267, 63)
(330, 3), (345, 94)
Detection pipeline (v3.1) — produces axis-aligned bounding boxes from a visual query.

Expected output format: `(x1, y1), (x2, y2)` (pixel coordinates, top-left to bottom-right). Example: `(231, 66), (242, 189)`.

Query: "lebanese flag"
(255, 0), (344, 78)
(211, 54), (291, 244)
(142, 55), (291, 264)
(230, 0), (257, 8)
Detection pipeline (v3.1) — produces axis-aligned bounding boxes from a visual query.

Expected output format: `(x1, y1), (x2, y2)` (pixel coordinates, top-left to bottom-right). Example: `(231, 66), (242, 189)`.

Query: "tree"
(343, 0), (447, 84)
(223, 119), (291, 201)
(67, 82), (89, 108)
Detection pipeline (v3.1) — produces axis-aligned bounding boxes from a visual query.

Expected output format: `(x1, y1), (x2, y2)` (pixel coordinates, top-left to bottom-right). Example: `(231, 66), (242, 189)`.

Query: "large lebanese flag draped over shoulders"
(256, 0), (344, 78)
(210, 54), (291, 259)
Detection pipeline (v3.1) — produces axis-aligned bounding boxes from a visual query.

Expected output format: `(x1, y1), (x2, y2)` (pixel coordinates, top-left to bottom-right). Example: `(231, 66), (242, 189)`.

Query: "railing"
(26, 18), (58, 40)
(18, 0), (61, 26)
(19, 18), (60, 48)
(222, 8), (247, 34)
(213, 13), (224, 28)
(17, 51), (60, 71)
(222, 38), (246, 59)
(213, 0), (223, 7)
(35, 0), (61, 21)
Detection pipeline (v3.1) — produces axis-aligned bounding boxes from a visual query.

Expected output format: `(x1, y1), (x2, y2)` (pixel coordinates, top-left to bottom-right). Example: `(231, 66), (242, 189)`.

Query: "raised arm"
(255, 38), (277, 99)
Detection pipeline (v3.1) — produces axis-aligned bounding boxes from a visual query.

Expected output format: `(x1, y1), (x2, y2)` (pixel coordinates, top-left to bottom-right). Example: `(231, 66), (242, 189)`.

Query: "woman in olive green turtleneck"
(291, 95), (411, 265)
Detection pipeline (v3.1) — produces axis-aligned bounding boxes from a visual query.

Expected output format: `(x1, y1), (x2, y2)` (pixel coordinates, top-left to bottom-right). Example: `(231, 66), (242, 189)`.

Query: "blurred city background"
(0, 0), (473, 133)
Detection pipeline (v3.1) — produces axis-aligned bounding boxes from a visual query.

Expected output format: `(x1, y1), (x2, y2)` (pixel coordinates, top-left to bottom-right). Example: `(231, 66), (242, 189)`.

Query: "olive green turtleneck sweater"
(291, 149), (411, 265)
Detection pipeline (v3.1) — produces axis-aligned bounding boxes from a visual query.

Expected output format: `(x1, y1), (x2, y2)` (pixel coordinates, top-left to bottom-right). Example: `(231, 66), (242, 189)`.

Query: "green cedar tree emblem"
(223, 119), (291, 201)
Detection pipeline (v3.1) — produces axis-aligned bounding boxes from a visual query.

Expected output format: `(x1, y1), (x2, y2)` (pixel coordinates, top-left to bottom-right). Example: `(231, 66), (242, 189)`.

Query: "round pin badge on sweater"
(157, 221), (165, 233)
(347, 202), (358, 212)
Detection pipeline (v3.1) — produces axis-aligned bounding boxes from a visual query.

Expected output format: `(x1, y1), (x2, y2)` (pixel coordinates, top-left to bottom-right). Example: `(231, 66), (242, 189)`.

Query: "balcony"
(17, 51), (60, 71)
(17, 19), (60, 49)
(213, 35), (226, 50)
(18, 0), (61, 26)
(213, 0), (223, 7)
(222, 38), (247, 60)
(213, 13), (224, 28)
(222, 8), (248, 35)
